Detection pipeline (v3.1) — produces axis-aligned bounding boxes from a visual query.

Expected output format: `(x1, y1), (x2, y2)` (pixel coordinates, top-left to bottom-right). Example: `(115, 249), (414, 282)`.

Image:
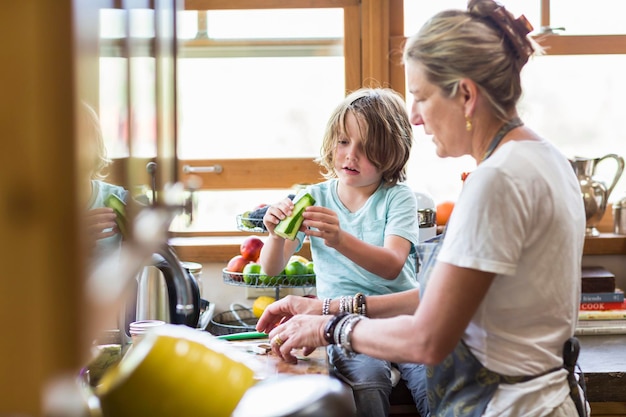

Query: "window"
(99, 1), (626, 237)
(404, 0), (626, 207)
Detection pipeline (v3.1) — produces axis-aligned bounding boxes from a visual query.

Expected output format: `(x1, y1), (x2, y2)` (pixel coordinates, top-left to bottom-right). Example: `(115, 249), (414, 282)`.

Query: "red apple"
(240, 236), (264, 262)
(226, 255), (251, 274)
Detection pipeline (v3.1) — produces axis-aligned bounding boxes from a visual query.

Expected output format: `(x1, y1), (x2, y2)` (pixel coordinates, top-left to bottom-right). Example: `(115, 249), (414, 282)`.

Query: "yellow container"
(97, 324), (259, 417)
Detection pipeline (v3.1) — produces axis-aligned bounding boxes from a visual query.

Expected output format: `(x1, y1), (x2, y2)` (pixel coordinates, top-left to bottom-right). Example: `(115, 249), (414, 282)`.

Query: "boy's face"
(333, 112), (382, 189)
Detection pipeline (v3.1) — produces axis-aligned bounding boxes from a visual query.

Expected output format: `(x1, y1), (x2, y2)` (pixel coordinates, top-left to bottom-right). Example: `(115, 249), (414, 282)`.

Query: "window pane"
(405, 54), (626, 206)
(404, 1), (540, 37)
(171, 189), (297, 232)
(177, 56), (345, 159)
(403, 1), (626, 207)
(206, 9), (343, 39)
(551, 0), (626, 35)
(100, 58), (129, 158)
(520, 54), (626, 202)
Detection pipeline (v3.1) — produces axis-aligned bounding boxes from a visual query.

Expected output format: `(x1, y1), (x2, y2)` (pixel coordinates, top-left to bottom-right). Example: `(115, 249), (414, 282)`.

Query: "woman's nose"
(410, 107), (424, 126)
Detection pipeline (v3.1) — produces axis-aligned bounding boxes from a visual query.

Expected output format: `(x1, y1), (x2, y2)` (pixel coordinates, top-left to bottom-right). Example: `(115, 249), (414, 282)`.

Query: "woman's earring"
(465, 115), (473, 132)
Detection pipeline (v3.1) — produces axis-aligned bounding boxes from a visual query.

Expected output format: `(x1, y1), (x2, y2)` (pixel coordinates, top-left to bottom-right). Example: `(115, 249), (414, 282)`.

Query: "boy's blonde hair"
(80, 101), (111, 180)
(317, 88), (413, 186)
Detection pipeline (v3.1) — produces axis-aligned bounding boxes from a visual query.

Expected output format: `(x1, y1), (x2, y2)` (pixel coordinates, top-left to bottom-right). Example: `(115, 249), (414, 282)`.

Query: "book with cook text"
(580, 301), (626, 311)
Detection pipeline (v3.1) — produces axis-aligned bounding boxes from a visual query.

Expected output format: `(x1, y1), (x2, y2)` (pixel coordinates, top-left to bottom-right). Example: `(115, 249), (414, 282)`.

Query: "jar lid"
(181, 261), (202, 274)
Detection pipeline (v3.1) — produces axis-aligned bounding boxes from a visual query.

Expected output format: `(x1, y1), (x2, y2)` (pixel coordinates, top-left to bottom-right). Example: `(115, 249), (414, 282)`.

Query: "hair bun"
(469, 0), (536, 63)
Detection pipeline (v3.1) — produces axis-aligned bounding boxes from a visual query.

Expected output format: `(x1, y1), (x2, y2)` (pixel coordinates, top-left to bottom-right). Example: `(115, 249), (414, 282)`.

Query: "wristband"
(323, 312), (349, 344)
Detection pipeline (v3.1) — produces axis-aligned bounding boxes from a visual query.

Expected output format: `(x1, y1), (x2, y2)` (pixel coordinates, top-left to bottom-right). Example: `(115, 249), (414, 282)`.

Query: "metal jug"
(119, 245), (201, 352)
(570, 154), (625, 236)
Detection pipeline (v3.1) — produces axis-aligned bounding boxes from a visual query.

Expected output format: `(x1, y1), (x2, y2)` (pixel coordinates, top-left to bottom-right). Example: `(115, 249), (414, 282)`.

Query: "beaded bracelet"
(354, 292), (366, 316)
(323, 312), (349, 344)
(322, 298), (331, 315)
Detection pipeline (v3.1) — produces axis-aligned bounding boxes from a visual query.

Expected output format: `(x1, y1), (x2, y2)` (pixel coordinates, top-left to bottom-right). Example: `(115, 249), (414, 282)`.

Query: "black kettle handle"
(157, 257), (201, 328)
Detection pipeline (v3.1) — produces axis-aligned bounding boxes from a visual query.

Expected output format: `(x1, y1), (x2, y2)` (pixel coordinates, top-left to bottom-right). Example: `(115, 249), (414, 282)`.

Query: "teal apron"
(416, 232), (588, 417)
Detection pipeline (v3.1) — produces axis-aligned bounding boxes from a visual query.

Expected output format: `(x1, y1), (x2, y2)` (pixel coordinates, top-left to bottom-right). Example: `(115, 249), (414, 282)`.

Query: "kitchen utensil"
(118, 245), (202, 353)
(97, 324), (259, 417)
(208, 304), (258, 336)
(232, 374), (356, 417)
(415, 190), (437, 242)
(570, 154), (624, 236)
(216, 331), (268, 341)
(613, 197), (626, 235)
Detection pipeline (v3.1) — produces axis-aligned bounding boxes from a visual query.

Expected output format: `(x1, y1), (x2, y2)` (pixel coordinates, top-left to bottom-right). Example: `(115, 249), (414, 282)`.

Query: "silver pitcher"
(570, 154), (625, 236)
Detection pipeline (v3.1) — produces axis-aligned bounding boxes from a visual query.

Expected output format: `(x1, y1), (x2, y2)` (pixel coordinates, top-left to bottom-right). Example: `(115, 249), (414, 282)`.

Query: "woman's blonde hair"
(403, 0), (542, 121)
(80, 101), (111, 180)
(317, 87), (413, 186)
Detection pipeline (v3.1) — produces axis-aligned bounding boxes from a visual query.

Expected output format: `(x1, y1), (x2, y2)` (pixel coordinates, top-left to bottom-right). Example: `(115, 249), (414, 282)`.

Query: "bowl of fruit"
(223, 238), (315, 288)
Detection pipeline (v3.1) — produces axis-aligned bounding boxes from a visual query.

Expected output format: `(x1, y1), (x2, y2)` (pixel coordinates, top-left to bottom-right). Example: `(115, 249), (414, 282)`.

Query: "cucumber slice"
(104, 194), (128, 239)
(273, 192), (315, 240)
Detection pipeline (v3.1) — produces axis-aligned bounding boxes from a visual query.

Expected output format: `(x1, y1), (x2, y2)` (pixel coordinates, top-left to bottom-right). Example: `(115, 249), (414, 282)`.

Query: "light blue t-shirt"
(297, 179), (419, 299)
(88, 180), (128, 262)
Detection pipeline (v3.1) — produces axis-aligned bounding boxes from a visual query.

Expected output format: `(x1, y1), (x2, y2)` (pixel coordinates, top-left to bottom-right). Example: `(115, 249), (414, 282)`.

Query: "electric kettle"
(119, 244), (202, 352)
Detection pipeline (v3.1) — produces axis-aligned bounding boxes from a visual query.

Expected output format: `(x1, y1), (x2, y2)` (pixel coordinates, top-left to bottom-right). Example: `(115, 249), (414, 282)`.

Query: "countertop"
(578, 335), (626, 403)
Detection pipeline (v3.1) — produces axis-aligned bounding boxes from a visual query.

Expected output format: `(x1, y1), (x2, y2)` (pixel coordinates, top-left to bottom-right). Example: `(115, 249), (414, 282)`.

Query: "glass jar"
(181, 261), (203, 296)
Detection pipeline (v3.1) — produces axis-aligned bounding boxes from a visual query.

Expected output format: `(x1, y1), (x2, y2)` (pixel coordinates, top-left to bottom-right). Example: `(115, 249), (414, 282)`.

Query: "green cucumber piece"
(274, 192), (315, 240)
(104, 194), (128, 239)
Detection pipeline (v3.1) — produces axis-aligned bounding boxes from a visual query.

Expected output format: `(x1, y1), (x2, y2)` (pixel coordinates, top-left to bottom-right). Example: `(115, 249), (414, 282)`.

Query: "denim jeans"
(328, 345), (429, 417)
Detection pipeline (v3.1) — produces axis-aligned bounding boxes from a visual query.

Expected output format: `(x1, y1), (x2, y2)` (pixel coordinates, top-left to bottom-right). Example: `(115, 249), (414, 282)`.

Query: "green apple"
(242, 263), (261, 285)
(305, 261), (316, 284)
(284, 260), (307, 285)
(285, 260), (307, 276)
(258, 271), (277, 286)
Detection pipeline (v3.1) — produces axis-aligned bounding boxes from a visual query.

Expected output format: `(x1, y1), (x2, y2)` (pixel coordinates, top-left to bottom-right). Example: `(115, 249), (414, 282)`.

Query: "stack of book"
(576, 266), (626, 335)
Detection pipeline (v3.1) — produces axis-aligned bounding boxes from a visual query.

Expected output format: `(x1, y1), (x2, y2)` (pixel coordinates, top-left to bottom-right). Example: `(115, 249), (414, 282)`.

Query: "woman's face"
(406, 61), (467, 158)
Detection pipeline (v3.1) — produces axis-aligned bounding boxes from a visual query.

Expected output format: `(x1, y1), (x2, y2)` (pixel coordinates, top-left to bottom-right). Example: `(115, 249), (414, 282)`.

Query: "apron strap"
(563, 337), (588, 417)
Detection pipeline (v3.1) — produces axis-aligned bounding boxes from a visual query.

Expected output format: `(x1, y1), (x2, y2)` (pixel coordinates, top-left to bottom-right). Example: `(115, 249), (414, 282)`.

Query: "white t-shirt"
(437, 139), (586, 414)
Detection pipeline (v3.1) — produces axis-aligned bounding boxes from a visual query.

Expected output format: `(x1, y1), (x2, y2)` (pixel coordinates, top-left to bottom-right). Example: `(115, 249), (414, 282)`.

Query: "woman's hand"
(302, 206), (343, 248)
(267, 314), (330, 364)
(256, 295), (323, 333)
(263, 197), (295, 236)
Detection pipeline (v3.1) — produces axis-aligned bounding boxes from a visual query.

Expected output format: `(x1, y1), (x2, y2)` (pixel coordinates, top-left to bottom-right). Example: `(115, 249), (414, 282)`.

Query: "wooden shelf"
(583, 233), (626, 256)
(170, 234), (625, 264)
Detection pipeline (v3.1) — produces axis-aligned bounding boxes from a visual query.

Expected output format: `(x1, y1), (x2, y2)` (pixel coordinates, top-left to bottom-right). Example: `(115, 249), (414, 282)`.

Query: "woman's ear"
(458, 78), (478, 117)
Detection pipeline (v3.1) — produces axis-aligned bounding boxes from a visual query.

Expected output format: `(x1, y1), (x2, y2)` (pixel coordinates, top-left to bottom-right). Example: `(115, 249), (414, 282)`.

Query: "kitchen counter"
(227, 340), (329, 379)
(578, 335), (626, 403)
(389, 334), (626, 416)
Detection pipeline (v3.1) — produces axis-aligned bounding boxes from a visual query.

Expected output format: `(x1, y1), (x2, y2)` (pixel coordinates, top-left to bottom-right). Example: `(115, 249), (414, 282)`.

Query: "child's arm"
(302, 205), (411, 280)
(259, 196), (302, 276)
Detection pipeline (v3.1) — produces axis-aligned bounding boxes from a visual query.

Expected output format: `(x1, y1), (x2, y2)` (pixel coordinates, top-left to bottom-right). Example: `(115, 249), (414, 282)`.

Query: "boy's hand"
(263, 197), (295, 237)
(83, 207), (119, 251)
(302, 206), (343, 248)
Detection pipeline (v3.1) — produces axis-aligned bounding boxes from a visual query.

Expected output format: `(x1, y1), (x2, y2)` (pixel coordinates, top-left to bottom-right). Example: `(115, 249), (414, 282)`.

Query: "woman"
(256, 0), (588, 415)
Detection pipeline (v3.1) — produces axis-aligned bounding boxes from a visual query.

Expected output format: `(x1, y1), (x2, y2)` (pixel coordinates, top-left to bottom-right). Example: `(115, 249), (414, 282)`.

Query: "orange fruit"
(435, 201), (455, 226)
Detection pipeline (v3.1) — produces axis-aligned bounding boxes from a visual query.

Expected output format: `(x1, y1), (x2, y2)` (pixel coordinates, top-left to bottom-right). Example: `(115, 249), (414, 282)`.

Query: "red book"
(580, 301), (626, 311)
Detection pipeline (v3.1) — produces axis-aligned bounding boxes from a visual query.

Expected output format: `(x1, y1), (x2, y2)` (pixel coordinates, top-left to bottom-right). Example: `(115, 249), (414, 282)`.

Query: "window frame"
(102, 0), (626, 256)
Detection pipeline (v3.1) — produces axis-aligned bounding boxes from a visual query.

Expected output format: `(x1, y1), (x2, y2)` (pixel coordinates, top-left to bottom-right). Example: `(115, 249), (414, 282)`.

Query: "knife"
(216, 331), (269, 341)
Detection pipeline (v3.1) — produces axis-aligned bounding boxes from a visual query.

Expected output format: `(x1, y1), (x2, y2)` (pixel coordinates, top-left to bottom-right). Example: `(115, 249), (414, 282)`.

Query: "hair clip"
(485, 5), (535, 62)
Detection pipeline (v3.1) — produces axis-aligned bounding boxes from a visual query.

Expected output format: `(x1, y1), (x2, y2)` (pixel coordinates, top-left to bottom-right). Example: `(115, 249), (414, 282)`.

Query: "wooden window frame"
(164, 0), (626, 259)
